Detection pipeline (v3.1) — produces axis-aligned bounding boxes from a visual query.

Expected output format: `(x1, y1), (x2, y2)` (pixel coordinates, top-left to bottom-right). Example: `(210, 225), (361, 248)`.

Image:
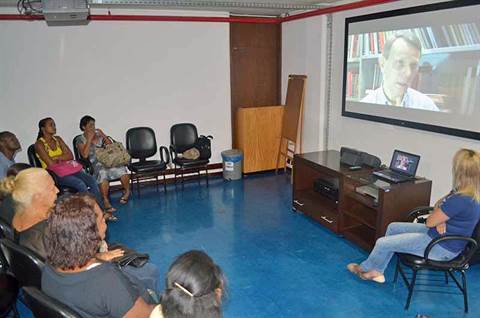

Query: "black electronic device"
(340, 146), (381, 169)
(340, 147), (362, 166)
(313, 177), (339, 201)
(360, 152), (381, 169)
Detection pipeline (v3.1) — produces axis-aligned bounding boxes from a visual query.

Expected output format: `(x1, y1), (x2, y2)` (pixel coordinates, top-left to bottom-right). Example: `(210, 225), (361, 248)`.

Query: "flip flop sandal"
(105, 206), (117, 213)
(119, 195), (130, 204)
(104, 212), (118, 222)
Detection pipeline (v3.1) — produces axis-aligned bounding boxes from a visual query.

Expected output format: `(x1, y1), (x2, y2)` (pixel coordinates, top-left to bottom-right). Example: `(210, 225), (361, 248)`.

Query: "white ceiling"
(3, 0), (364, 17)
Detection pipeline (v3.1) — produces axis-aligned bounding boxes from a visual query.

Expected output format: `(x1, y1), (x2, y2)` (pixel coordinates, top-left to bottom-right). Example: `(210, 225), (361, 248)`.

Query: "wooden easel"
(275, 75), (306, 173)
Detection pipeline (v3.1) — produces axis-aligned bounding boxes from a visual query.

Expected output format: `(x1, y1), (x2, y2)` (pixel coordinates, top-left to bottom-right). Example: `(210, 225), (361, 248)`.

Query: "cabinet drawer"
(293, 193), (338, 232)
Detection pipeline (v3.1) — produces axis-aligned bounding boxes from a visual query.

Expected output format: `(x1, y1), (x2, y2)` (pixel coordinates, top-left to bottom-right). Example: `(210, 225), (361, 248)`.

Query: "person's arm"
(95, 248), (125, 262)
(77, 132), (95, 159)
(123, 297), (155, 318)
(97, 129), (112, 145)
(34, 140), (57, 167)
(55, 137), (74, 161)
(426, 207), (449, 228)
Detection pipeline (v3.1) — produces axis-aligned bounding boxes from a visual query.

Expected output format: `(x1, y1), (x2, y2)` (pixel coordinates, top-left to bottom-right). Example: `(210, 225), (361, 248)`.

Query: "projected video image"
(345, 24), (480, 114)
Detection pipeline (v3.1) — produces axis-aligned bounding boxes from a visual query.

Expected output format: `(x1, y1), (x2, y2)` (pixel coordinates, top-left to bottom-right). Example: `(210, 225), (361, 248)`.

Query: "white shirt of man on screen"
(361, 31), (439, 111)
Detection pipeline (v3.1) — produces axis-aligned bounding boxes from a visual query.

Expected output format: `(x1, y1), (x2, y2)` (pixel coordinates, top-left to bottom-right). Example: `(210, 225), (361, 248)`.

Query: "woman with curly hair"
(42, 193), (154, 318)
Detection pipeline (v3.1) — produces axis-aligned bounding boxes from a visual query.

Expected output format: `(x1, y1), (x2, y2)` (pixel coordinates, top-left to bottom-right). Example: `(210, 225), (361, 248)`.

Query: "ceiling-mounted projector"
(41, 0), (89, 25)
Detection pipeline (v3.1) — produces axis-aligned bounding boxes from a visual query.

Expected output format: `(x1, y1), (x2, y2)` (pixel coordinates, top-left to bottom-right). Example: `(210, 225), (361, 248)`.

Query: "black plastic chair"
(26, 144), (76, 195)
(125, 127), (169, 196)
(0, 219), (15, 242)
(170, 123), (210, 188)
(23, 286), (81, 318)
(0, 273), (19, 318)
(72, 135), (94, 175)
(0, 238), (45, 289)
(394, 207), (479, 313)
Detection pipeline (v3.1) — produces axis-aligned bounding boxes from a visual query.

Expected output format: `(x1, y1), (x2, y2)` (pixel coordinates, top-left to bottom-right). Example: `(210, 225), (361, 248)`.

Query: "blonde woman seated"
(0, 168), (58, 256)
(42, 194), (154, 318)
(348, 149), (480, 283)
(76, 115), (130, 212)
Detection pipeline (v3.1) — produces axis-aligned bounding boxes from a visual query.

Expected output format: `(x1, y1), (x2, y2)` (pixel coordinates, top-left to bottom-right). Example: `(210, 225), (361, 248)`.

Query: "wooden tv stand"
(293, 150), (432, 250)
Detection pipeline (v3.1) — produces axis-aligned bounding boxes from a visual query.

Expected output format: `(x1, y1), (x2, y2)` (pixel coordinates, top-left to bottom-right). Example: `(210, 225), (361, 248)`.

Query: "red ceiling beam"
(282, 0), (402, 22)
(89, 14), (281, 24)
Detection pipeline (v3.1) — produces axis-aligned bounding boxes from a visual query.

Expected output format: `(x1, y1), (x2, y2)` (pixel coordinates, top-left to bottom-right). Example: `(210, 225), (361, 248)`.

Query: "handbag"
(48, 160), (83, 177)
(194, 135), (213, 160)
(109, 243), (149, 268)
(95, 138), (131, 168)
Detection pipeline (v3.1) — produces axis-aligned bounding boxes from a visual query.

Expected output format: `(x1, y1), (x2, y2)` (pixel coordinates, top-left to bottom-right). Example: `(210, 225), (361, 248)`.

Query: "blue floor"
(19, 173), (480, 317)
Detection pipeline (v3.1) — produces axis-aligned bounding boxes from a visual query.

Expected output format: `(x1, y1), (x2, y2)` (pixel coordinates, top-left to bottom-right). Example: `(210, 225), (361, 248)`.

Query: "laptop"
(373, 150), (420, 183)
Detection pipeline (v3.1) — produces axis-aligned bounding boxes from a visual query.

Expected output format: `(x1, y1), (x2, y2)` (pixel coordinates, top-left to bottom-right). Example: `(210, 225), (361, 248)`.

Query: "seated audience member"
(7, 163), (32, 178)
(0, 168), (58, 254)
(34, 117), (109, 215)
(0, 163), (32, 225)
(156, 250), (226, 318)
(76, 115), (130, 212)
(1, 170), (158, 293)
(0, 131), (21, 179)
(348, 148), (480, 283)
(42, 194), (155, 318)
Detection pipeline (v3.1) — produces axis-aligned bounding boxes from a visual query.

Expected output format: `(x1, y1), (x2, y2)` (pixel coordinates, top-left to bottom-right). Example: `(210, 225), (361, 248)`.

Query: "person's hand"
(96, 128), (107, 138)
(436, 223), (447, 235)
(96, 248), (125, 262)
(85, 129), (95, 142)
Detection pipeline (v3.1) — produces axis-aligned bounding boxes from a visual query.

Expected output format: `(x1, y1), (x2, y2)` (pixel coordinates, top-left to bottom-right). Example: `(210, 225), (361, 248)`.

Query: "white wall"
(282, 15), (327, 153)
(329, 0), (480, 201)
(284, 0), (479, 201)
(0, 11), (231, 164)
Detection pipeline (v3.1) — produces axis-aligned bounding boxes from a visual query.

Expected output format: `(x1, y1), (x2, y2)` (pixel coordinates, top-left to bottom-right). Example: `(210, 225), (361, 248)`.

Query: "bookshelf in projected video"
(346, 23), (480, 113)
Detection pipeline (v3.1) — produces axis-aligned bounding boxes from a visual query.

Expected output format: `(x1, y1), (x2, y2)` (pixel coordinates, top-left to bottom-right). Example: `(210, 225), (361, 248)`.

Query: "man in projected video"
(361, 31), (439, 111)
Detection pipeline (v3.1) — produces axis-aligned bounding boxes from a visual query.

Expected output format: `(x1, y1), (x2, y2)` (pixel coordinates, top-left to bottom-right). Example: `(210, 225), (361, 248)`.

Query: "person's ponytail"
(0, 176), (16, 196)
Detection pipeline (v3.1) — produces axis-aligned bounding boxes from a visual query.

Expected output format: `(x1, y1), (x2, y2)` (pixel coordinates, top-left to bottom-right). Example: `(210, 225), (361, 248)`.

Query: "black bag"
(109, 243), (149, 268)
(194, 135), (213, 160)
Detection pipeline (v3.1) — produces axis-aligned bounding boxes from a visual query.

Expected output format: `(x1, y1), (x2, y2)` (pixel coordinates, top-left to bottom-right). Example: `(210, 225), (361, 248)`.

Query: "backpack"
(194, 135), (213, 160)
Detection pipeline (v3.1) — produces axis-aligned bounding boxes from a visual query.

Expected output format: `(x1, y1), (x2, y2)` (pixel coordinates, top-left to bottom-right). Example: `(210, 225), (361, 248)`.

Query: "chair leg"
(156, 175), (159, 192)
(205, 164), (209, 187)
(163, 173), (167, 192)
(136, 175), (141, 197)
(174, 166), (177, 185)
(12, 302), (20, 318)
(181, 168), (184, 190)
(393, 257), (400, 284)
(461, 270), (468, 313)
(405, 269), (418, 310)
(445, 272), (449, 284)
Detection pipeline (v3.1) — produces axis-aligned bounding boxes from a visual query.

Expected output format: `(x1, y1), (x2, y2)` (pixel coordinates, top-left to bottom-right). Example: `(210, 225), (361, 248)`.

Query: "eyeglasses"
(391, 60), (419, 72)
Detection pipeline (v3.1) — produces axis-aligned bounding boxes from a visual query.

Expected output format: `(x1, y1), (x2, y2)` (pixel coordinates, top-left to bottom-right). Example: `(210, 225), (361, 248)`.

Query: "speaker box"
(340, 147), (362, 166)
(360, 152), (382, 168)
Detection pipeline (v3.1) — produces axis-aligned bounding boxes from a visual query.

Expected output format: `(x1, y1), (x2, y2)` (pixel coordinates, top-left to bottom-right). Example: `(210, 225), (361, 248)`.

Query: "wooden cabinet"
(293, 150), (432, 250)
(235, 106), (284, 173)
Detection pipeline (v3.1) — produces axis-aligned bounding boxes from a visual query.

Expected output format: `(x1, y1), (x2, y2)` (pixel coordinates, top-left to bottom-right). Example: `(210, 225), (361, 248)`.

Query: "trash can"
(221, 149), (243, 180)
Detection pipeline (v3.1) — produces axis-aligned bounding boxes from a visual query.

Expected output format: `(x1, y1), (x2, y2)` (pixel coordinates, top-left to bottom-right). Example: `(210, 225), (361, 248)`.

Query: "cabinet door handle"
(321, 216), (334, 224)
(293, 200), (304, 206)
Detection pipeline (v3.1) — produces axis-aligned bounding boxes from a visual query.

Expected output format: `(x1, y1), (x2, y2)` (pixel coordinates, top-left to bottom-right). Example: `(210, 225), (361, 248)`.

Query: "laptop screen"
(389, 150), (420, 176)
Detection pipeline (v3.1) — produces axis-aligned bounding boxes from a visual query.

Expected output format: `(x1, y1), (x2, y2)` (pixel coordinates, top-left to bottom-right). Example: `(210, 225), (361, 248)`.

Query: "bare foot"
(347, 263), (366, 280)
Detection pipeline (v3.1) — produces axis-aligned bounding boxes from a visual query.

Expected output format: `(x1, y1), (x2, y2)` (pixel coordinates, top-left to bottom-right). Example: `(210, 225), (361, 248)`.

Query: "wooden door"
(230, 23), (281, 147)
